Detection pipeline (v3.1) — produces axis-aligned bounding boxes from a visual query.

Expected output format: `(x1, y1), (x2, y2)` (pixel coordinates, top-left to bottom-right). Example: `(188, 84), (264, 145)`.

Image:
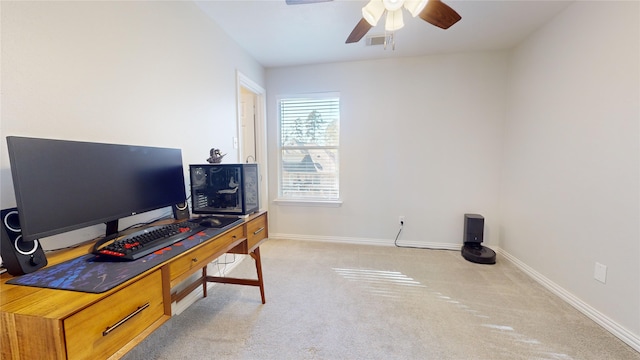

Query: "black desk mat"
(7, 218), (243, 293)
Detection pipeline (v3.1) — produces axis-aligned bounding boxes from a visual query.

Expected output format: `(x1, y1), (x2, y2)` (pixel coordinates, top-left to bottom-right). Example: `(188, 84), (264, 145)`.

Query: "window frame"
(275, 92), (342, 206)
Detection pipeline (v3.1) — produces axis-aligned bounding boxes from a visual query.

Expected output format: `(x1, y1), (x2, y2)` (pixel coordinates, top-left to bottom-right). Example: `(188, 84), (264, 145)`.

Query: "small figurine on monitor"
(206, 148), (226, 164)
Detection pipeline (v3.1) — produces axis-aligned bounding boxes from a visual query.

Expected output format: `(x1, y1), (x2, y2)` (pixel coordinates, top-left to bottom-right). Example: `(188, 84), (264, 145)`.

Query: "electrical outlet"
(594, 262), (607, 284)
(399, 216), (405, 225)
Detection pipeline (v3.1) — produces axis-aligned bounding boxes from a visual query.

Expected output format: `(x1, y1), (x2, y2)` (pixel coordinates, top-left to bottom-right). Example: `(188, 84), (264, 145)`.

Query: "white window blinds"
(278, 94), (340, 200)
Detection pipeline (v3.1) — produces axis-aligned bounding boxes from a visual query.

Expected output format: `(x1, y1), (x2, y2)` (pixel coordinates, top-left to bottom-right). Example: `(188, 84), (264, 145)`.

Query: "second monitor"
(190, 164), (259, 216)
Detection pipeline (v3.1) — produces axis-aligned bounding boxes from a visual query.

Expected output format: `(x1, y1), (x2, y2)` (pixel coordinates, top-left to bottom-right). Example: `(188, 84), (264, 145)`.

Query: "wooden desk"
(0, 211), (268, 360)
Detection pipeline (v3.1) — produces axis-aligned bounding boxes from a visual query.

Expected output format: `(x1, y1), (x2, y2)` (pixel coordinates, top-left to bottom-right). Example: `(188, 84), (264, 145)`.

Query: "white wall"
(501, 0), (639, 340)
(0, 1), (265, 249)
(266, 52), (508, 248)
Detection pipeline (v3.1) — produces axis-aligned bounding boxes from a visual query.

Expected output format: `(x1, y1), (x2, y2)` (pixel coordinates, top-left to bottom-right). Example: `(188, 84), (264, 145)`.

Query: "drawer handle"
(253, 227), (265, 236)
(192, 258), (198, 263)
(103, 303), (150, 336)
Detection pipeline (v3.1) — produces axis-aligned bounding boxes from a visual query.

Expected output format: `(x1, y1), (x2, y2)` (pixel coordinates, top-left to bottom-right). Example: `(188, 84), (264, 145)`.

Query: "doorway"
(236, 71), (268, 212)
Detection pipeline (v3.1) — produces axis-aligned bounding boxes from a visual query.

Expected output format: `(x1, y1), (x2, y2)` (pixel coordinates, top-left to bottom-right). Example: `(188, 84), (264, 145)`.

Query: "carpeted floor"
(122, 239), (640, 360)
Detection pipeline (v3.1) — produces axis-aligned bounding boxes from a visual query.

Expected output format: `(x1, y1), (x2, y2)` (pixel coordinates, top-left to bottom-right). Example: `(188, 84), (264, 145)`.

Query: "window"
(278, 93), (340, 203)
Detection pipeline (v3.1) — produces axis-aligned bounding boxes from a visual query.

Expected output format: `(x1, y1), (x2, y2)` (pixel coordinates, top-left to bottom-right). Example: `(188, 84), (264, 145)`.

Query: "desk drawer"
(246, 214), (268, 251)
(169, 227), (244, 283)
(64, 270), (164, 360)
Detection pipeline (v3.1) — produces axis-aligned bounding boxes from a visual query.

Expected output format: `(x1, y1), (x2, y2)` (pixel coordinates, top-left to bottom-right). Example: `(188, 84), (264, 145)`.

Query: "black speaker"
(1, 208), (48, 275)
(172, 202), (190, 221)
(463, 213), (484, 244)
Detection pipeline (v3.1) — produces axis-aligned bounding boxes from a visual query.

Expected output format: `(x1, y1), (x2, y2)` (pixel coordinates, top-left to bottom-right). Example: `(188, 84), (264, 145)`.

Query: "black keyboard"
(93, 221), (203, 261)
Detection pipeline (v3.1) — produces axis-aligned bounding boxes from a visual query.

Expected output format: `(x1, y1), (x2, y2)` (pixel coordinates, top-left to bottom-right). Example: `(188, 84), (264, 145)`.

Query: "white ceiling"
(195, 0), (573, 68)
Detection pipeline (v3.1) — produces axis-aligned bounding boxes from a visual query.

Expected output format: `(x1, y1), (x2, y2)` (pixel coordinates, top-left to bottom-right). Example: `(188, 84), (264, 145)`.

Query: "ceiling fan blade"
(346, 18), (373, 44)
(419, 0), (461, 29)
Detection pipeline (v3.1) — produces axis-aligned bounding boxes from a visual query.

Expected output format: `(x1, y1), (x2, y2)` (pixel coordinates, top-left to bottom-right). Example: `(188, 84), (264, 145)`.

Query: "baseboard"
(269, 232), (461, 251)
(498, 248), (640, 353)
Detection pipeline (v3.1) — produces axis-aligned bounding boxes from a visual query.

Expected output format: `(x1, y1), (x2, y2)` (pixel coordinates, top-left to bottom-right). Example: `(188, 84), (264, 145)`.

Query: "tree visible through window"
(278, 94), (340, 201)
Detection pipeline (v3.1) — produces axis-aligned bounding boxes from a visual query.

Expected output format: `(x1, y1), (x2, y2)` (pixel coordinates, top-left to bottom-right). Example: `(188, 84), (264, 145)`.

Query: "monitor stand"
(105, 220), (119, 238)
(461, 243), (496, 264)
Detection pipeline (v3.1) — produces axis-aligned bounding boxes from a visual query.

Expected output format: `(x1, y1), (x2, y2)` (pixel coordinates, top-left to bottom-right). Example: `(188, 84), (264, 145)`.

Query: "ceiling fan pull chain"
(384, 31), (396, 51)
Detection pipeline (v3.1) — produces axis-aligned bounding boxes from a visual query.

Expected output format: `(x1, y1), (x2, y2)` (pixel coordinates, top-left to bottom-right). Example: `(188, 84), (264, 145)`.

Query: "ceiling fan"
(346, 0), (461, 44)
(285, 0), (460, 44)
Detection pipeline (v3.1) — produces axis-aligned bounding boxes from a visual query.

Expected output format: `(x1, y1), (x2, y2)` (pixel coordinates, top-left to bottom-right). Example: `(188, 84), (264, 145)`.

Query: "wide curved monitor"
(7, 136), (187, 242)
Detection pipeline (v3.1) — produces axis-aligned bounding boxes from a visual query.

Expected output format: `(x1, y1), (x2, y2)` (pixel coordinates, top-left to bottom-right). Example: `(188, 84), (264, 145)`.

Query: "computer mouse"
(200, 217), (222, 228)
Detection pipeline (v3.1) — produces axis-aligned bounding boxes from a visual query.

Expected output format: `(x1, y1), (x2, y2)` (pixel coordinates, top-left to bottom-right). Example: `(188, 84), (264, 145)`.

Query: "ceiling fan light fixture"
(347, 0), (460, 45)
(362, 0), (385, 26)
(382, 0), (405, 12)
(385, 9), (404, 31)
(403, 0), (428, 17)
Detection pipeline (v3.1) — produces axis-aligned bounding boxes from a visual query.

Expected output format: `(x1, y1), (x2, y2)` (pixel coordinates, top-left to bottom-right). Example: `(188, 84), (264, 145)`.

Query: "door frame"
(236, 71), (268, 212)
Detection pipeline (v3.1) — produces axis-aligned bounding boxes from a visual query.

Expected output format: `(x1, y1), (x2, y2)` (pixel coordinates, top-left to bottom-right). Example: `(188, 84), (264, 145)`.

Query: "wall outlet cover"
(594, 262), (607, 284)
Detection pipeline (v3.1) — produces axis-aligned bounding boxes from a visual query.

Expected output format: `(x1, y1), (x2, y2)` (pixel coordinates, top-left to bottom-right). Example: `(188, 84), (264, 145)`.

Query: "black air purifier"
(461, 214), (496, 264)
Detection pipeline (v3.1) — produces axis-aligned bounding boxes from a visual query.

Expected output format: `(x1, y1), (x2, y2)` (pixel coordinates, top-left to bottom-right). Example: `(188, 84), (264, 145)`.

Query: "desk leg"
(251, 247), (266, 304)
(202, 267), (208, 298)
(205, 246), (266, 304)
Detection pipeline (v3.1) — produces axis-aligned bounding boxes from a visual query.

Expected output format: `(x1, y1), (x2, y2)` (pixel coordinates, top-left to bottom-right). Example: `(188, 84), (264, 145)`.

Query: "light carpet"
(122, 239), (639, 360)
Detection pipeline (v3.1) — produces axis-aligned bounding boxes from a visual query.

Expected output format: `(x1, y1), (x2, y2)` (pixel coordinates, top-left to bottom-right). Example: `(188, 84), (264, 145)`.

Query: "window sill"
(273, 198), (343, 207)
